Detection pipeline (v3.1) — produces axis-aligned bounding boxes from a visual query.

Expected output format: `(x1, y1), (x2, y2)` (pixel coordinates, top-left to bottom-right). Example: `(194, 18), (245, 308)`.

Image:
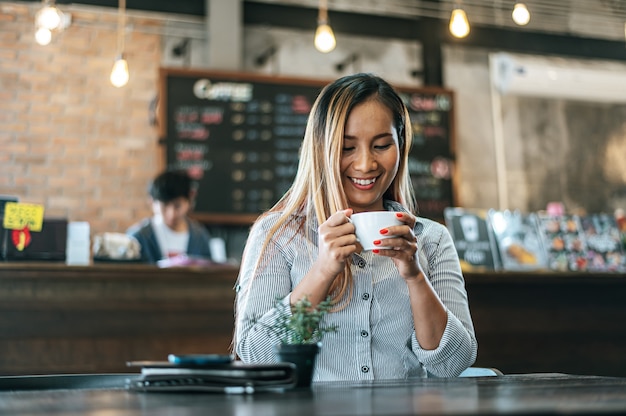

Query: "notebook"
(126, 360), (297, 393)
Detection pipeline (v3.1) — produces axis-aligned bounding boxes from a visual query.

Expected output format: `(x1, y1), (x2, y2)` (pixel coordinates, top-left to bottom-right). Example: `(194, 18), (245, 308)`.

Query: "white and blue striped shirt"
(235, 201), (477, 381)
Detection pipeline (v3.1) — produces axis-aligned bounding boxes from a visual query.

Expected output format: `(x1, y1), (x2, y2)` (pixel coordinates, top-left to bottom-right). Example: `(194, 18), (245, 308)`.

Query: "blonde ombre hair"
(242, 73), (416, 306)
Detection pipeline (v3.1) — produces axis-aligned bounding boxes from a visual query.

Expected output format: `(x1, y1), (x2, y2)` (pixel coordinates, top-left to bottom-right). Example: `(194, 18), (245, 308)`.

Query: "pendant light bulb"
(33, 1), (71, 46)
(315, 21), (336, 53)
(512, 3), (531, 26)
(111, 0), (128, 87)
(110, 56), (129, 88)
(34, 27), (52, 46)
(35, 5), (62, 30)
(449, 7), (470, 38)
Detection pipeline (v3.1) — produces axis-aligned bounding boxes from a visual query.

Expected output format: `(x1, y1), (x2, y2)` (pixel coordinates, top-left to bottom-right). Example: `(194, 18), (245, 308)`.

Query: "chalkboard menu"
(401, 88), (456, 220)
(160, 68), (456, 224)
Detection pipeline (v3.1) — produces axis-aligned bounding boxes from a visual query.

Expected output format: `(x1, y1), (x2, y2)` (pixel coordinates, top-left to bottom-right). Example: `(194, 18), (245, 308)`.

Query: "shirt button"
(357, 259), (366, 268)
(361, 293), (370, 300)
(361, 365), (370, 373)
(360, 330), (369, 337)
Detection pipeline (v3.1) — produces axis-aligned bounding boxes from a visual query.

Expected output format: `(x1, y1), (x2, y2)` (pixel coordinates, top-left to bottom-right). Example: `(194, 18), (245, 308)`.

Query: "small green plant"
(255, 295), (338, 345)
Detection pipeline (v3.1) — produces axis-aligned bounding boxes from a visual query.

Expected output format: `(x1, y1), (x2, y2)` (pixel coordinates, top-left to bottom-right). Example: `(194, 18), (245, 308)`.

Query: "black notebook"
(126, 360), (297, 393)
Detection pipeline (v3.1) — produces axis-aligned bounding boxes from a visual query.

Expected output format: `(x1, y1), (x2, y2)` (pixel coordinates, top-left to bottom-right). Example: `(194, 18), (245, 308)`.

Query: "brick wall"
(0, 2), (163, 235)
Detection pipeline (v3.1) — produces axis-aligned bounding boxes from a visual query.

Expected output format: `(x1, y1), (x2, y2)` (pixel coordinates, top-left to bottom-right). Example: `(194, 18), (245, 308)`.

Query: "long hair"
(242, 73), (415, 306)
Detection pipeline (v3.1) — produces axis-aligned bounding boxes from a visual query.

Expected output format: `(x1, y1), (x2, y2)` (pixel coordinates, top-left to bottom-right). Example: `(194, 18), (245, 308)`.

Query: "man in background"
(127, 170), (212, 263)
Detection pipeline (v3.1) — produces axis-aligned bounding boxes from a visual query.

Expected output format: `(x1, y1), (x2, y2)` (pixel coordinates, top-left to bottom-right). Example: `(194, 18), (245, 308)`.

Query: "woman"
(234, 73), (477, 381)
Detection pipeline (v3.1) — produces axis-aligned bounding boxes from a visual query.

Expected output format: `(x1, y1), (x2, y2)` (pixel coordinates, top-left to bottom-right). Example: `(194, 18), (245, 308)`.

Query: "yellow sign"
(2, 202), (45, 232)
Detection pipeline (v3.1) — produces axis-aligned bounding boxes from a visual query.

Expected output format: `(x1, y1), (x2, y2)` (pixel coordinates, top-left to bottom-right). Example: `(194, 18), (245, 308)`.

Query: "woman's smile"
(350, 176), (378, 189)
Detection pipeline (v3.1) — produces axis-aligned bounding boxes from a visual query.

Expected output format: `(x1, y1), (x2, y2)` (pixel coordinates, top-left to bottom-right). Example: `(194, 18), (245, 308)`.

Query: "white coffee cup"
(350, 211), (403, 251)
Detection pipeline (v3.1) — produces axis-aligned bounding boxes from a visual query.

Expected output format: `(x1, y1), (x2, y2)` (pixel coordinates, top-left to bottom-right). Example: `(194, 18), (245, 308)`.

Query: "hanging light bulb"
(449, 6), (470, 38)
(110, 0), (129, 87)
(34, 27), (52, 46)
(512, 2), (531, 26)
(314, 0), (336, 53)
(33, 0), (71, 46)
(35, 4), (62, 30)
(110, 55), (129, 88)
(315, 21), (336, 53)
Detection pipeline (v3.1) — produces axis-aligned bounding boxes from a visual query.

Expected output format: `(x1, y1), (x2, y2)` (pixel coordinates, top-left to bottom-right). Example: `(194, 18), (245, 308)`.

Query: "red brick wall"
(0, 2), (163, 235)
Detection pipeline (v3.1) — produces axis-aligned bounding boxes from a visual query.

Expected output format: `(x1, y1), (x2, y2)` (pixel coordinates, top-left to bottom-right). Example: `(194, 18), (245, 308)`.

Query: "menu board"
(402, 89), (456, 220)
(536, 213), (588, 271)
(580, 213), (626, 272)
(488, 209), (548, 271)
(444, 207), (500, 270)
(160, 68), (456, 224)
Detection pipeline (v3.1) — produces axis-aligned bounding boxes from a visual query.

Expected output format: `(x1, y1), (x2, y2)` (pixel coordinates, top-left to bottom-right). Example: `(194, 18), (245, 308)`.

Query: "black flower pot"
(275, 343), (320, 388)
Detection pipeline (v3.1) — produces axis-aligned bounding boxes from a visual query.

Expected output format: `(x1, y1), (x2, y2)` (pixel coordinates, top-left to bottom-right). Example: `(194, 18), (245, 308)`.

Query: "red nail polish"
(372, 249), (380, 254)
(373, 240), (381, 245)
(396, 212), (403, 218)
(380, 229), (389, 235)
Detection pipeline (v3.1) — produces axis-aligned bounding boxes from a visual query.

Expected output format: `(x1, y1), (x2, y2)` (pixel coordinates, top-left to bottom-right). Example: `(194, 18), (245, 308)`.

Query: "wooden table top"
(1, 373), (626, 415)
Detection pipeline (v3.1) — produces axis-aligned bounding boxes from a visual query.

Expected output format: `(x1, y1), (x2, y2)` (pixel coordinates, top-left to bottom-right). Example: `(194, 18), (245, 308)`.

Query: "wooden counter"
(465, 270), (626, 377)
(1, 263), (625, 377)
(0, 262), (239, 376)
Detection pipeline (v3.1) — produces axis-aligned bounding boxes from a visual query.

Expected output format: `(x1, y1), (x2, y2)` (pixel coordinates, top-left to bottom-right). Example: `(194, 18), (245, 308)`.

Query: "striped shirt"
(235, 200), (477, 381)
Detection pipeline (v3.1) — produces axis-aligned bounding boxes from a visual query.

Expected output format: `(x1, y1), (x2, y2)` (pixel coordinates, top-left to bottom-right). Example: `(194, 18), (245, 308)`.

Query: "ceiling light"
(512, 2), (531, 26)
(449, 6), (470, 38)
(35, 5), (62, 30)
(34, 0), (71, 46)
(110, 0), (129, 87)
(34, 27), (52, 46)
(110, 55), (130, 88)
(314, 0), (336, 53)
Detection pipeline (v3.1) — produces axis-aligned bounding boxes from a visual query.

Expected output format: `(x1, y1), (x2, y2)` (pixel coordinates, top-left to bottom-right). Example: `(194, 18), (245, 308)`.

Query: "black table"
(1, 373), (626, 415)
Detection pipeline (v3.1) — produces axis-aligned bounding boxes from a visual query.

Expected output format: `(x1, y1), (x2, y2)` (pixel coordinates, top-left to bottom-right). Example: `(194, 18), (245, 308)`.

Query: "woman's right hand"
(315, 208), (358, 279)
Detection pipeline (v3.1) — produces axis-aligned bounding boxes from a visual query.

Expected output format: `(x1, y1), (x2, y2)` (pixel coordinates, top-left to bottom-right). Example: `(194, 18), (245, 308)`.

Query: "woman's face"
(340, 99), (400, 213)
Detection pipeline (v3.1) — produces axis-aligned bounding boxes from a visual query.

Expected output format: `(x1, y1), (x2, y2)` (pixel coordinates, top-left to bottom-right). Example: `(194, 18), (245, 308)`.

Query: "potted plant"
(256, 295), (337, 387)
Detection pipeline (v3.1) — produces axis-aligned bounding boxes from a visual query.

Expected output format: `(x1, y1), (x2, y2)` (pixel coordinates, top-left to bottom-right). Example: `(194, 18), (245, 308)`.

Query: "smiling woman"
(233, 73), (477, 383)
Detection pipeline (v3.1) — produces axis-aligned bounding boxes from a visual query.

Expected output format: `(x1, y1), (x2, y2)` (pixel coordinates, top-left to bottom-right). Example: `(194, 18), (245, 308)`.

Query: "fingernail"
(372, 249), (380, 254)
(380, 229), (389, 235)
(373, 240), (381, 245)
(396, 213), (403, 218)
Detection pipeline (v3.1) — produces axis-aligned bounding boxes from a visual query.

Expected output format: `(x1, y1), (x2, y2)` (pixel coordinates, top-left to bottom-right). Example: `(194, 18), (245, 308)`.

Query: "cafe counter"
(0, 262), (238, 376)
(1, 263), (625, 377)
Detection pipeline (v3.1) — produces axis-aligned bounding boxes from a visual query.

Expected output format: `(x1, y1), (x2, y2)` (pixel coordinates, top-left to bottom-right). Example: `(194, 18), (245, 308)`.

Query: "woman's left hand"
(373, 212), (424, 281)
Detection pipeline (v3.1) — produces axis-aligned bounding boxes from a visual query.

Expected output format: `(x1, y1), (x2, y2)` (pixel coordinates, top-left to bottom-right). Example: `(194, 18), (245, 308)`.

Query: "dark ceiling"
(36, 0), (204, 16)
(27, 0), (626, 65)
